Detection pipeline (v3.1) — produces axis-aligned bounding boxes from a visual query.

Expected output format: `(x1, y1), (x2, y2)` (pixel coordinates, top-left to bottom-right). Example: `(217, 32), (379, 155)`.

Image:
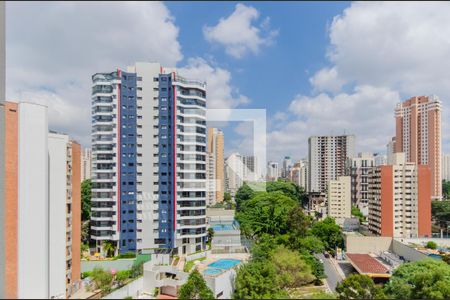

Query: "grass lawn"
(184, 257), (206, 272)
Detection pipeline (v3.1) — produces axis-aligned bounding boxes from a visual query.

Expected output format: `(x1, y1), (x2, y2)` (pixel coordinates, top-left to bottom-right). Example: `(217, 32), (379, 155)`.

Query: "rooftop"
(346, 253), (390, 278)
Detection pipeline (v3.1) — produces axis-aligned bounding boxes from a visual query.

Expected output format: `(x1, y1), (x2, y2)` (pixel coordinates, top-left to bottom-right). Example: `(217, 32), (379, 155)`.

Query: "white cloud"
(309, 67), (345, 94)
(6, 1), (182, 145)
(178, 57), (250, 109)
(203, 3), (278, 58)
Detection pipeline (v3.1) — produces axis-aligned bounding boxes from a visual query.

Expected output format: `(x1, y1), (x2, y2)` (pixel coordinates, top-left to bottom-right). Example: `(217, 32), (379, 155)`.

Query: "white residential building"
(346, 153), (375, 216)
(81, 148), (91, 181)
(267, 161), (279, 181)
(327, 176), (351, 224)
(442, 154), (450, 182)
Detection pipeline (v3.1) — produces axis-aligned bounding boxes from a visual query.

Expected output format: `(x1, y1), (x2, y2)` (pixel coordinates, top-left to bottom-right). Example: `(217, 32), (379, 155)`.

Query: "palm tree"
(102, 241), (116, 258)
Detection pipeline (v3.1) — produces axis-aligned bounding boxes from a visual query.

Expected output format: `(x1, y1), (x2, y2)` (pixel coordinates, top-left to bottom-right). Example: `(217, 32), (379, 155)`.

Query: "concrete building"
(0, 102), (81, 298)
(327, 176), (351, 224)
(346, 153), (375, 216)
(308, 135), (355, 193)
(368, 153), (431, 238)
(242, 155), (260, 182)
(267, 161), (279, 181)
(395, 95), (442, 200)
(374, 153), (387, 166)
(386, 137), (396, 164)
(91, 62), (207, 256)
(442, 153), (450, 182)
(206, 152), (216, 205)
(225, 153), (244, 196)
(289, 160), (308, 190)
(282, 156), (292, 178)
(207, 128), (224, 203)
(81, 148), (91, 181)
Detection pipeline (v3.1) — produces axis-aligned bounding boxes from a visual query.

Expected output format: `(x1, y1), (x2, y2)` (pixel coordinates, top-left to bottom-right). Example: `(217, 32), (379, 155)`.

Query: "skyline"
(6, 1), (450, 162)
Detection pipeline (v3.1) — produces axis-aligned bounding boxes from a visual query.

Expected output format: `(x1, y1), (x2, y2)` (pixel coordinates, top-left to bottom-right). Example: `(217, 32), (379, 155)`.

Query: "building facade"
(327, 176), (351, 224)
(346, 153), (375, 216)
(289, 160), (308, 191)
(91, 62), (207, 256)
(266, 161), (279, 182)
(368, 153), (431, 238)
(395, 95), (442, 200)
(81, 148), (91, 181)
(0, 102), (81, 299)
(282, 156), (292, 179)
(442, 154), (450, 182)
(207, 128), (224, 203)
(225, 153), (244, 197)
(308, 135), (355, 193)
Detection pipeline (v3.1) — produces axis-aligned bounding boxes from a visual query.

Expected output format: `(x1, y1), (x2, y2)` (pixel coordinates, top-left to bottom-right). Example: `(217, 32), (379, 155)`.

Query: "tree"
(207, 228), (214, 248)
(297, 236), (325, 254)
(234, 261), (287, 299)
(300, 251), (325, 284)
(224, 192), (232, 202)
(115, 270), (130, 287)
(271, 245), (314, 288)
(81, 179), (92, 221)
(432, 200), (450, 235)
(384, 259), (450, 299)
(91, 267), (113, 295)
(351, 205), (365, 223)
(251, 234), (278, 262)
(236, 191), (297, 238)
(426, 241), (437, 249)
(102, 241), (116, 258)
(310, 217), (343, 251)
(287, 206), (311, 238)
(178, 269), (214, 300)
(235, 182), (254, 211)
(442, 180), (450, 199)
(336, 274), (386, 299)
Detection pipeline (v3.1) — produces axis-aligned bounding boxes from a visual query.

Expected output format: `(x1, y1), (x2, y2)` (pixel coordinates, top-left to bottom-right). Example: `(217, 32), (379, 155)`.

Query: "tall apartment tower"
(290, 160), (308, 191)
(395, 95), (442, 200)
(207, 128), (224, 203)
(327, 176), (351, 224)
(368, 153), (431, 238)
(282, 156), (292, 178)
(91, 62), (207, 256)
(267, 161), (279, 181)
(81, 148), (92, 181)
(346, 153), (375, 216)
(206, 152), (216, 205)
(0, 102), (81, 298)
(242, 155), (260, 182)
(442, 154), (450, 182)
(225, 153), (244, 196)
(308, 135), (355, 193)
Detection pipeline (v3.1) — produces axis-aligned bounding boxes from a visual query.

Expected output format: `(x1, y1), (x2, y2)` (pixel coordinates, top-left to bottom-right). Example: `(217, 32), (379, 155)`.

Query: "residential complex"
(289, 160), (308, 191)
(242, 155), (260, 182)
(207, 128), (224, 203)
(368, 153), (431, 238)
(346, 152), (375, 216)
(308, 135), (355, 193)
(0, 102), (81, 298)
(395, 95), (442, 200)
(225, 153), (244, 196)
(267, 161), (279, 181)
(81, 147), (91, 181)
(327, 176), (351, 224)
(91, 62), (207, 256)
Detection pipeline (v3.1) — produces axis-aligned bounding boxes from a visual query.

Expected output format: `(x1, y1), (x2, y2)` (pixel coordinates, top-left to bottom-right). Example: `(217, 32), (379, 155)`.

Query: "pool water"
(203, 268), (222, 276)
(212, 224), (234, 231)
(207, 259), (241, 270)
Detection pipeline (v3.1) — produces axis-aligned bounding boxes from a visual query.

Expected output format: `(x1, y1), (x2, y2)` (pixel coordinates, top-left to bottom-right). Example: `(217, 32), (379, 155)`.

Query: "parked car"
(323, 251), (330, 258)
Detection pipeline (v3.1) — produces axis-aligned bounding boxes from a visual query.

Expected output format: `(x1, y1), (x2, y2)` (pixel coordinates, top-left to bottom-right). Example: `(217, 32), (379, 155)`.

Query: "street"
(315, 253), (342, 292)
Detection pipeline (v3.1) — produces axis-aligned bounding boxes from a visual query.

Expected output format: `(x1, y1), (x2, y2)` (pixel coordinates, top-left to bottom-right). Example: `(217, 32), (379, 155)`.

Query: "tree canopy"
(310, 217), (344, 251)
(336, 274), (386, 299)
(178, 269), (214, 300)
(81, 179), (91, 221)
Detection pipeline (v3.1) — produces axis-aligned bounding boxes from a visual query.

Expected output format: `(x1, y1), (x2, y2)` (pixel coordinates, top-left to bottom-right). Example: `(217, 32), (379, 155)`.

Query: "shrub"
(116, 270), (131, 286)
(426, 241), (437, 249)
(130, 261), (144, 278)
(117, 252), (136, 259)
(91, 267), (113, 295)
(82, 271), (92, 279)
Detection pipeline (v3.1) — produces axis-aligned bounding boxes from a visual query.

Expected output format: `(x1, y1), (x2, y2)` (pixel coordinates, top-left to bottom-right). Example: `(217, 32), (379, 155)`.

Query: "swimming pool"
(207, 259), (241, 270)
(212, 224), (234, 231)
(203, 268), (222, 276)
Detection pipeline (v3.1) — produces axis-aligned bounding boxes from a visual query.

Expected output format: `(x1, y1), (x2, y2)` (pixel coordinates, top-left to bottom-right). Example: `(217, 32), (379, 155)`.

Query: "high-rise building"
(207, 128), (224, 203)
(225, 153), (244, 196)
(327, 176), (351, 224)
(374, 153), (387, 166)
(282, 156), (292, 178)
(91, 62), (207, 256)
(206, 152), (216, 205)
(386, 137), (396, 164)
(308, 135), (355, 193)
(81, 148), (91, 181)
(0, 102), (81, 298)
(442, 154), (450, 182)
(395, 95), (442, 200)
(368, 153), (431, 238)
(242, 155), (260, 182)
(289, 160), (308, 190)
(346, 153), (375, 216)
(267, 161), (279, 181)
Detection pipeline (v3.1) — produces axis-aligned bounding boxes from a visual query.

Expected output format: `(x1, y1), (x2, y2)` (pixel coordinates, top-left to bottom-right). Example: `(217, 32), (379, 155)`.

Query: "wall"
(81, 259), (136, 273)
(391, 240), (428, 262)
(0, 103), (5, 298)
(186, 250), (211, 262)
(18, 103), (49, 298)
(398, 238), (450, 248)
(205, 269), (237, 299)
(71, 142), (82, 285)
(48, 133), (69, 298)
(345, 235), (393, 254)
(207, 208), (235, 218)
(103, 277), (143, 299)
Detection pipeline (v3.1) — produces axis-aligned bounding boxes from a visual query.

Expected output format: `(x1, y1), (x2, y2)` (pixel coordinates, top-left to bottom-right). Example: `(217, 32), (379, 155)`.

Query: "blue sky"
(6, 2), (450, 165)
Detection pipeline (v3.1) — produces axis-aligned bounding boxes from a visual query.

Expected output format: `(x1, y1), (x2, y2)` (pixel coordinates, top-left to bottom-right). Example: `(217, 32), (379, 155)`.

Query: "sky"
(6, 1), (450, 165)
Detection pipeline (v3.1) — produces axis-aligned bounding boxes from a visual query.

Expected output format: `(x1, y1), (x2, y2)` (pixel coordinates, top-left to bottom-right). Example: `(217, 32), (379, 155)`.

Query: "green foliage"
(115, 270), (131, 286)
(442, 180), (450, 199)
(310, 217), (343, 251)
(81, 243), (89, 253)
(306, 291), (337, 299)
(442, 255), (450, 265)
(300, 251), (326, 281)
(116, 252), (136, 259)
(266, 180), (300, 201)
(82, 271), (92, 279)
(130, 260), (144, 278)
(336, 274), (386, 299)
(184, 257), (206, 272)
(235, 182), (255, 210)
(207, 227), (214, 246)
(123, 297), (132, 300)
(81, 179), (92, 221)
(251, 234), (278, 262)
(91, 267), (113, 295)
(351, 205), (365, 223)
(236, 191), (297, 238)
(287, 206), (312, 238)
(224, 192), (232, 202)
(102, 241), (116, 258)
(432, 200), (450, 232)
(384, 259), (450, 299)
(234, 261), (288, 299)
(178, 269), (214, 300)
(271, 245), (314, 288)
(297, 236), (325, 254)
(426, 241), (438, 249)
